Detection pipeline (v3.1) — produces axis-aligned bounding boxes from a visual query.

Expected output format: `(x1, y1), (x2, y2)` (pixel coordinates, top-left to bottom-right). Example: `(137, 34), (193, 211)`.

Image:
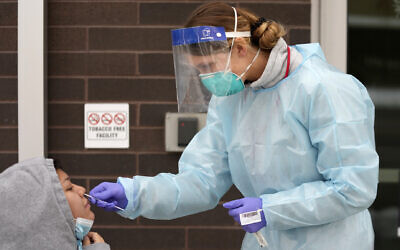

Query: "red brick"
(240, 2), (310, 26)
(0, 3), (17, 26)
(48, 129), (84, 151)
(89, 28), (171, 51)
(0, 78), (17, 100)
(87, 53), (136, 76)
(0, 128), (17, 150)
(138, 53), (174, 76)
(289, 28), (311, 45)
(139, 104), (177, 127)
(89, 178), (130, 190)
(131, 128), (164, 152)
(88, 78), (176, 102)
(49, 53), (137, 76)
(94, 228), (185, 250)
(138, 153), (180, 176)
(128, 104), (138, 128)
(0, 103), (17, 126)
(48, 3), (137, 26)
(0, 153), (17, 173)
(48, 153), (136, 176)
(188, 228), (244, 249)
(48, 104), (83, 126)
(0, 53), (17, 75)
(48, 28), (86, 51)
(48, 53), (86, 76)
(48, 78), (85, 101)
(141, 205), (234, 226)
(140, 3), (201, 25)
(0, 28), (16, 51)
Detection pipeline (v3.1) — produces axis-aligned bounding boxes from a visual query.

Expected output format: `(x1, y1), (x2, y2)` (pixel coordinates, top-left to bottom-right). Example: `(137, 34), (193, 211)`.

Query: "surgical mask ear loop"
(237, 48), (260, 80)
(225, 7), (259, 81)
(224, 6), (238, 74)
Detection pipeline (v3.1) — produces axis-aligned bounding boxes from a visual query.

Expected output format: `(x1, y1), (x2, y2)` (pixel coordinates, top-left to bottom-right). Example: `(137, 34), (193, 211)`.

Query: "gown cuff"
(117, 177), (140, 219)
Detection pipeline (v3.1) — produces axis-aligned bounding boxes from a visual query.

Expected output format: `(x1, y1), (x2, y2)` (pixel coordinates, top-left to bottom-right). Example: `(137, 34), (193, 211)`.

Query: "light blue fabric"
(199, 47), (260, 97)
(118, 43), (378, 250)
(75, 218), (93, 250)
(200, 71), (245, 96)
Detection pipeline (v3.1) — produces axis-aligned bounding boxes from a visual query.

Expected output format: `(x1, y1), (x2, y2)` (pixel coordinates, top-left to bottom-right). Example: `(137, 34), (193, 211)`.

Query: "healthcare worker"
(89, 2), (379, 249)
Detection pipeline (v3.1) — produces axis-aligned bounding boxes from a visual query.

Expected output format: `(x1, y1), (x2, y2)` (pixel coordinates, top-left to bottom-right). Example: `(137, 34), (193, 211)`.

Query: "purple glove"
(89, 182), (128, 212)
(223, 197), (266, 233)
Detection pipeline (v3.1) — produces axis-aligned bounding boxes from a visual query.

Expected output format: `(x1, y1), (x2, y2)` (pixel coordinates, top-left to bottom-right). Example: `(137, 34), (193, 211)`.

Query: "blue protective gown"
(118, 43), (379, 250)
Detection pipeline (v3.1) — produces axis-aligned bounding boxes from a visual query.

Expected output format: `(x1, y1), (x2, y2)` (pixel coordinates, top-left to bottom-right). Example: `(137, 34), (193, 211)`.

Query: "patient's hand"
(83, 232), (105, 245)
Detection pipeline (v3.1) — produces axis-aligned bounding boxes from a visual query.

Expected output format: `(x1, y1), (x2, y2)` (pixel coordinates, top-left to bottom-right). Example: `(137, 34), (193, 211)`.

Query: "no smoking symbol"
(88, 113), (100, 125)
(101, 113), (113, 125)
(114, 113), (126, 125)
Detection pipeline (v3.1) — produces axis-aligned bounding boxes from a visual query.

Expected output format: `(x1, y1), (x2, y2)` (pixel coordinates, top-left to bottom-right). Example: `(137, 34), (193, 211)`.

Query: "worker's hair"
(185, 2), (286, 51)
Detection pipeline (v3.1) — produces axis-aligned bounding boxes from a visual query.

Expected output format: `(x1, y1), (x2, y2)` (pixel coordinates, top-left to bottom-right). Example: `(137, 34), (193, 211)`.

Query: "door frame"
(311, 0), (347, 73)
(18, 0), (48, 161)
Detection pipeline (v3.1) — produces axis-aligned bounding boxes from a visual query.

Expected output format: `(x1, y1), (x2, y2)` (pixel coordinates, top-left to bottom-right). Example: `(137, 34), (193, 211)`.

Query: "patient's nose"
(75, 184), (86, 196)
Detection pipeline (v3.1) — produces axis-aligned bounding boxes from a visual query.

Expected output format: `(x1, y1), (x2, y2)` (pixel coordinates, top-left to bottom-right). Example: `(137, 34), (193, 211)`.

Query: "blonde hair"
(185, 2), (286, 50)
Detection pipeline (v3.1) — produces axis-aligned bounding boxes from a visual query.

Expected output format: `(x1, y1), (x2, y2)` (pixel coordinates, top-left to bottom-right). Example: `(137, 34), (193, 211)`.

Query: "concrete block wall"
(0, 0), (311, 249)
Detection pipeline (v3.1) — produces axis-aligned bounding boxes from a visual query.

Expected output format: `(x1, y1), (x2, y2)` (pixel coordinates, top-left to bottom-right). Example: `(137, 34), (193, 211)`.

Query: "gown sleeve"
(117, 97), (233, 220)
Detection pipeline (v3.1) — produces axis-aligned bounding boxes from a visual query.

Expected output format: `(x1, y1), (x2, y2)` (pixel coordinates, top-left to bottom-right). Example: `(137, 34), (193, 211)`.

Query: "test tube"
(254, 231), (268, 248)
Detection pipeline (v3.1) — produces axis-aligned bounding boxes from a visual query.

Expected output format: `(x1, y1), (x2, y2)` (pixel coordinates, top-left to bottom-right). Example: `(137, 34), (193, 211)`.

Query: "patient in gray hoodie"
(0, 157), (110, 250)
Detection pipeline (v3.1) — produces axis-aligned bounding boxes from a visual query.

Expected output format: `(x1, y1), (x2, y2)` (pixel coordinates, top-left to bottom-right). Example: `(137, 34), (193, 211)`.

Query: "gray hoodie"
(250, 37), (303, 90)
(0, 157), (110, 250)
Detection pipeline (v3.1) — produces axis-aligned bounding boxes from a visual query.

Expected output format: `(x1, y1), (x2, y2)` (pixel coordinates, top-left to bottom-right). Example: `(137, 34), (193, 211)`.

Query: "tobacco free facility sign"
(84, 103), (129, 148)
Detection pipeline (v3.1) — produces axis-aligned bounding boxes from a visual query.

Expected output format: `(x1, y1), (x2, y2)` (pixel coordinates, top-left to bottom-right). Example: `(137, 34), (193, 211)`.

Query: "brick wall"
(1, 0), (311, 249)
(0, 0), (17, 169)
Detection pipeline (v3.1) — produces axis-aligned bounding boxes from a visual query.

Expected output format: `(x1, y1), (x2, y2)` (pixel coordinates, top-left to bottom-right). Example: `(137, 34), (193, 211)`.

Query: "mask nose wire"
(224, 6), (238, 73)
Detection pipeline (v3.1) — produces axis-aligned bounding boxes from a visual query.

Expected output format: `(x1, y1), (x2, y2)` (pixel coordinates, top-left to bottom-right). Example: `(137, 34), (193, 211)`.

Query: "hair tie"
(250, 17), (270, 46)
(250, 17), (267, 34)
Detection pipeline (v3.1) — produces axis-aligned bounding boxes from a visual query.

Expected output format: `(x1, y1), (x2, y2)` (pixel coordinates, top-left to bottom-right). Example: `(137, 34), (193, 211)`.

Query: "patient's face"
(56, 169), (95, 220)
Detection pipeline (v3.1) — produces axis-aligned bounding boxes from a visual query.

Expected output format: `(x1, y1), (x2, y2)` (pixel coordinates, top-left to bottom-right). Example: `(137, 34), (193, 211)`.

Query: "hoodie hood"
(250, 38), (303, 90)
(0, 157), (76, 250)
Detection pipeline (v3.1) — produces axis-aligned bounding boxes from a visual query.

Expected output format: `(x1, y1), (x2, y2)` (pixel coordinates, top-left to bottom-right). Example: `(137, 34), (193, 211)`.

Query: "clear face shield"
(171, 6), (256, 112)
(171, 26), (227, 112)
(171, 25), (254, 112)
